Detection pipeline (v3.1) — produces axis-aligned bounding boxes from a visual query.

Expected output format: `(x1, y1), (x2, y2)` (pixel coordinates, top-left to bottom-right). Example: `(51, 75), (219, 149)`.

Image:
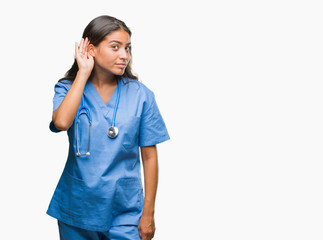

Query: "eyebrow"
(109, 40), (131, 45)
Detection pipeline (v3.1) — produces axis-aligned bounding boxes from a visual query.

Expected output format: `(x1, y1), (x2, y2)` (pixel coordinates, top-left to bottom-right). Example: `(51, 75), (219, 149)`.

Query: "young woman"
(47, 15), (170, 240)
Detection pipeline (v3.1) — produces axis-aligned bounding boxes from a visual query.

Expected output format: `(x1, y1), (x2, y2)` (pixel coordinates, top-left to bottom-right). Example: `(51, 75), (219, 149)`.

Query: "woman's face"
(90, 29), (131, 76)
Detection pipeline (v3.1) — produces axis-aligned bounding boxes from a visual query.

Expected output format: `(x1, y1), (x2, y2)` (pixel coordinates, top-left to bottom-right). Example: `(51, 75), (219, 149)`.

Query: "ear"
(88, 44), (95, 57)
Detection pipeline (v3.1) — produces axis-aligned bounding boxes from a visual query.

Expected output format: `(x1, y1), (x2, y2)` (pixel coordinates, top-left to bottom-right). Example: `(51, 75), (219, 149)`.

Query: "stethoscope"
(75, 79), (120, 156)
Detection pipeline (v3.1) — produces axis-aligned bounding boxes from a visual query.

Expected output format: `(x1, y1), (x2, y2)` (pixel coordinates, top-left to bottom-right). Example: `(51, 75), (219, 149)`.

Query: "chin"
(113, 70), (126, 76)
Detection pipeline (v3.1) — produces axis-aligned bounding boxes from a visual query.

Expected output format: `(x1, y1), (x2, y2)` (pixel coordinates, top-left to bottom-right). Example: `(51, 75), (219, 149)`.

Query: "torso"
(47, 78), (169, 231)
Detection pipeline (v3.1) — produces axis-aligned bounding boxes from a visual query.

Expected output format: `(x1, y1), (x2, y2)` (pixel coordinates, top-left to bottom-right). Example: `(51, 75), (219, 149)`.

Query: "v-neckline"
(87, 80), (119, 109)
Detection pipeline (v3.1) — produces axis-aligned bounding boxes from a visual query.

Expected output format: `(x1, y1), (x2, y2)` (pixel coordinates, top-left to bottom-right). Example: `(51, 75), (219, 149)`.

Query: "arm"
(52, 38), (94, 131)
(138, 145), (158, 240)
(53, 71), (89, 130)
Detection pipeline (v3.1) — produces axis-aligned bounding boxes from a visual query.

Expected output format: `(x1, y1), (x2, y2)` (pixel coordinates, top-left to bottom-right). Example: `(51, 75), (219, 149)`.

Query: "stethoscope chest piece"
(107, 80), (121, 139)
(107, 126), (118, 138)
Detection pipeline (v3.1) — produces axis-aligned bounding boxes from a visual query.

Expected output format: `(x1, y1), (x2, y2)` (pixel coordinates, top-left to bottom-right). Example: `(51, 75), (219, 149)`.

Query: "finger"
(87, 52), (93, 60)
(82, 37), (88, 53)
(79, 38), (84, 53)
(142, 232), (150, 240)
(75, 42), (79, 57)
(87, 43), (93, 56)
(81, 38), (87, 53)
(83, 37), (89, 53)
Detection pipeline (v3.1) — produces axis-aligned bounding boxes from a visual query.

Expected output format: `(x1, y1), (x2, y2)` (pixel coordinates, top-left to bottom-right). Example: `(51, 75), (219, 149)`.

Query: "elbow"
(52, 109), (72, 131)
(52, 119), (71, 131)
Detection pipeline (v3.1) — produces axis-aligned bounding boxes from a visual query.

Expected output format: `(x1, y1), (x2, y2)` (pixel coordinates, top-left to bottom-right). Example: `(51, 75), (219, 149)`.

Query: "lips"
(116, 63), (127, 68)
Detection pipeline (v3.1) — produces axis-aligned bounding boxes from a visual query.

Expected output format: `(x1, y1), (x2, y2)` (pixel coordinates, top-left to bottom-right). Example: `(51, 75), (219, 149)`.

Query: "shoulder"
(53, 79), (73, 92)
(121, 78), (157, 112)
(122, 78), (155, 99)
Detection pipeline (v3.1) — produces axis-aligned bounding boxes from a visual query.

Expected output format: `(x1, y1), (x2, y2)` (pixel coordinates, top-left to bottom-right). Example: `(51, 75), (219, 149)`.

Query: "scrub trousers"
(58, 220), (141, 240)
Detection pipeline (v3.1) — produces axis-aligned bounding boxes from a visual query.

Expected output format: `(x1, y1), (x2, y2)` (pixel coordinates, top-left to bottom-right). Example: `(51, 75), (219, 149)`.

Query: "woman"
(47, 15), (170, 240)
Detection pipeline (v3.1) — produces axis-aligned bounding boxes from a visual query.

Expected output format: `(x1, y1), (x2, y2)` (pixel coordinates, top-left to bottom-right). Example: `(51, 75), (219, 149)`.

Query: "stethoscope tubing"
(75, 79), (121, 156)
(75, 101), (92, 156)
(111, 81), (120, 127)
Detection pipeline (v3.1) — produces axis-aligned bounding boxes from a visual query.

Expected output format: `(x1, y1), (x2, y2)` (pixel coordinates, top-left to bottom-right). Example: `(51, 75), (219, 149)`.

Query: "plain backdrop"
(0, 0), (322, 239)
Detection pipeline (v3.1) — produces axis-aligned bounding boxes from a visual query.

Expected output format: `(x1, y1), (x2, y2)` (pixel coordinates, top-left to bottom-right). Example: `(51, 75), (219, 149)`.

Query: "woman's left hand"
(138, 214), (155, 240)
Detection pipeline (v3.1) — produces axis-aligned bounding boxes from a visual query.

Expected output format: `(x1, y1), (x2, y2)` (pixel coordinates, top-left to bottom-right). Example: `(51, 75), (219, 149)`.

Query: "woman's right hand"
(75, 37), (94, 75)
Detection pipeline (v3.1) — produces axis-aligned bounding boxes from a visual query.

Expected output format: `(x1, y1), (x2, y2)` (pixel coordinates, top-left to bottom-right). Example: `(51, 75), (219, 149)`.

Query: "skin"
(52, 29), (157, 239)
(139, 145), (158, 240)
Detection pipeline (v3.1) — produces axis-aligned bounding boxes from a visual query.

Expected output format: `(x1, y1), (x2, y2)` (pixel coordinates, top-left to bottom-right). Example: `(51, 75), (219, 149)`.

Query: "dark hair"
(59, 15), (138, 83)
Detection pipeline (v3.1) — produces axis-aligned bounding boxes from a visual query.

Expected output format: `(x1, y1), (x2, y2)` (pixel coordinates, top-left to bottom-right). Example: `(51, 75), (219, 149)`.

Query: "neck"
(90, 67), (118, 87)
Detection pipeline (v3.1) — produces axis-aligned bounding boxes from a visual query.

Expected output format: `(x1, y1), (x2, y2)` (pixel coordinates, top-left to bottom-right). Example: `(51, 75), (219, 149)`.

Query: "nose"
(119, 48), (130, 61)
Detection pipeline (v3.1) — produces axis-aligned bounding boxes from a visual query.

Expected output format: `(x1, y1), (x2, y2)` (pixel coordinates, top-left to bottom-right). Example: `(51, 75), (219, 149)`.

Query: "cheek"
(96, 51), (116, 63)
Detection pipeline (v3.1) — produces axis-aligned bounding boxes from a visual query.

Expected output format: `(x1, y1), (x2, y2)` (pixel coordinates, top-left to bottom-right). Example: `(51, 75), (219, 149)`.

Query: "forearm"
(141, 146), (158, 216)
(52, 71), (90, 130)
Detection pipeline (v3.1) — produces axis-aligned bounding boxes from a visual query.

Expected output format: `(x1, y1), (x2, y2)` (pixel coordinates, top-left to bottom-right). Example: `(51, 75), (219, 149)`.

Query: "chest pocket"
(121, 116), (140, 150)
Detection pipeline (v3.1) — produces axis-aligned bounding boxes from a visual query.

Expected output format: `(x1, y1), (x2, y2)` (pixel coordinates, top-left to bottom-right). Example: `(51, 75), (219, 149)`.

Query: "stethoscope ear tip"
(76, 152), (91, 156)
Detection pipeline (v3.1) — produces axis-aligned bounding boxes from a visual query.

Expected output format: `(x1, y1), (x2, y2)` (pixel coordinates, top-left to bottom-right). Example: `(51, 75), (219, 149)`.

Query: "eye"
(111, 45), (119, 50)
(125, 46), (131, 51)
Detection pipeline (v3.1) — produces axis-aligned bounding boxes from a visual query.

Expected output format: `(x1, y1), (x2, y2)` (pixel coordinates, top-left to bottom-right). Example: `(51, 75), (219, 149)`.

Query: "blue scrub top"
(47, 78), (170, 231)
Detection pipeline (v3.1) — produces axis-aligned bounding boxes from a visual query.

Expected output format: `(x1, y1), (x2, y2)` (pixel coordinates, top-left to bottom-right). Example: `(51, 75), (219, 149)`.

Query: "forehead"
(102, 29), (130, 44)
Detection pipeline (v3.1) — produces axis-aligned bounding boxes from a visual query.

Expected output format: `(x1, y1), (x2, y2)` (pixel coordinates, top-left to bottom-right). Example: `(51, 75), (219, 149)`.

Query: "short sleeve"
(49, 80), (72, 133)
(139, 93), (170, 147)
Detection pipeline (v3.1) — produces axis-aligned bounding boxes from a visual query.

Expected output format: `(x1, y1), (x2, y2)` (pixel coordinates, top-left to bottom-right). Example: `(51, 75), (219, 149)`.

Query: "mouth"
(115, 63), (127, 69)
